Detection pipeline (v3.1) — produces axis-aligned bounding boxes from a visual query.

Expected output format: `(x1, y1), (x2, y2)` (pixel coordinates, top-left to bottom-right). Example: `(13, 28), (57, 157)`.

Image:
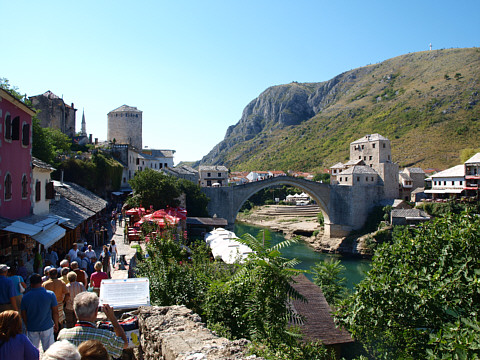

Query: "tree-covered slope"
(200, 48), (480, 171)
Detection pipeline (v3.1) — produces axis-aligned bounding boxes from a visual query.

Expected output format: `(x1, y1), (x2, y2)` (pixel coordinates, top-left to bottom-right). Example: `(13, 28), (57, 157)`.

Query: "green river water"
(234, 222), (371, 290)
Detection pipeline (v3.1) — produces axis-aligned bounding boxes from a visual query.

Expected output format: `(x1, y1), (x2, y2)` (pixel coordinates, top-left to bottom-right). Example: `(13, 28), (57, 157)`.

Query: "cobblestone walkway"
(109, 221), (143, 280)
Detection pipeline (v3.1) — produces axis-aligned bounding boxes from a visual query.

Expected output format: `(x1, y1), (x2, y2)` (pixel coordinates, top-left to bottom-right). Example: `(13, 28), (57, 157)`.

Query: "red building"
(0, 88), (35, 219)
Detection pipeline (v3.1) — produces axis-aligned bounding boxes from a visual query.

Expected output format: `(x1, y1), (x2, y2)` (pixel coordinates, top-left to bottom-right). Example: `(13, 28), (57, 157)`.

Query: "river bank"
(236, 205), (374, 256)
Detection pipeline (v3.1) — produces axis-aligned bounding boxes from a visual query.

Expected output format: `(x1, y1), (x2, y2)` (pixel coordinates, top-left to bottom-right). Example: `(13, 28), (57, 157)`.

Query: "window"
(357, 177), (360, 182)
(35, 180), (41, 202)
(218, 173), (221, 177)
(371, 177), (374, 181)
(369, 155), (372, 160)
(45, 181), (54, 199)
(358, 156), (361, 159)
(164, 163), (168, 168)
(364, 156), (366, 160)
(345, 177), (348, 181)
(123, 177), (126, 183)
(11, 116), (20, 140)
(460, 181), (463, 185)
(136, 158), (139, 165)
(4, 173), (12, 201)
(22, 123), (30, 146)
(383, 143), (386, 148)
(372, 143), (376, 148)
(207, 173), (211, 177)
(388, 155), (390, 160)
(340, 177), (342, 181)
(4, 114), (11, 140)
(361, 145), (364, 149)
(444, 181), (447, 186)
(207, 180), (212, 186)
(21, 175), (28, 198)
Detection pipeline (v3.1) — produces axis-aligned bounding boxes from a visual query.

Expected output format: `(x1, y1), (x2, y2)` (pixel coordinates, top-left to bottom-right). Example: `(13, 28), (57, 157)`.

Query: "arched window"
(4, 173), (12, 201)
(11, 116), (20, 140)
(22, 123), (30, 146)
(4, 114), (11, 140)
(21, 174), (28, 198)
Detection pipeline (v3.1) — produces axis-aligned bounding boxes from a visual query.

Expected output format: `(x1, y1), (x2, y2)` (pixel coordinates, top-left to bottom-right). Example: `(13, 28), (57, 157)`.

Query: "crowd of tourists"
(0, 238), (125, 360)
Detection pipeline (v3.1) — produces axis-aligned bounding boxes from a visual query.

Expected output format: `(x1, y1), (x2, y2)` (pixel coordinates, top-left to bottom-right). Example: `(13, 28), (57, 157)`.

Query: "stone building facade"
(107, 105), (142, 150)
(30, 91), (77, 137)
(330, 134), (399, 200)
(199, 165), (228, 187)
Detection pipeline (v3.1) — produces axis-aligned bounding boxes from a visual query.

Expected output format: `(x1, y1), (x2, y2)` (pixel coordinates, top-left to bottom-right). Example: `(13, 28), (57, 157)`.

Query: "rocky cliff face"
(199, 48), (480, 170)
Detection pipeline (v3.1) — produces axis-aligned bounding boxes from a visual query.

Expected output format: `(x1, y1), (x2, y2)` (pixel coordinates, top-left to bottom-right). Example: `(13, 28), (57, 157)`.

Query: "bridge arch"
(232, 177), (331, 226)
(202, 176), (383, 239)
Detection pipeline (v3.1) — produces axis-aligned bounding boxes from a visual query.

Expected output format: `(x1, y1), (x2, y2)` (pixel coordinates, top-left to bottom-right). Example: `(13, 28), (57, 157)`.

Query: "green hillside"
(200, 48), (480, 172)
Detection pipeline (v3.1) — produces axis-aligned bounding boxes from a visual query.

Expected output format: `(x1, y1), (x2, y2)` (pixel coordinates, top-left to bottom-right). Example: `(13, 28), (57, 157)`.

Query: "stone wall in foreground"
(137, 305), (262, 360)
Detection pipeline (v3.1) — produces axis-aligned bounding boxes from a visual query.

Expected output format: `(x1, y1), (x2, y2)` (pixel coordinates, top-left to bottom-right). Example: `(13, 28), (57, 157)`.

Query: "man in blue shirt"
(21, 273), (59, 351)
(0, 264), (17, 313)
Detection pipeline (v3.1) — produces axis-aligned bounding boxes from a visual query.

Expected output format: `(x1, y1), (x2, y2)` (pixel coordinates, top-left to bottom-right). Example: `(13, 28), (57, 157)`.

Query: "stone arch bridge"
(201, 176), (383, 238)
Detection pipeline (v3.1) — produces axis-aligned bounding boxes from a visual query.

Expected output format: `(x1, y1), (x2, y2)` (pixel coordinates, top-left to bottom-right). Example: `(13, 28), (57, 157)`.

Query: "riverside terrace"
(201, 176), (385, 239)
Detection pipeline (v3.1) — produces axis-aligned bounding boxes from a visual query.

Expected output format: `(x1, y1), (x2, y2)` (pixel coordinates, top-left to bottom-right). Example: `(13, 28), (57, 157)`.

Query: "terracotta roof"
(291, 274), (353, 345)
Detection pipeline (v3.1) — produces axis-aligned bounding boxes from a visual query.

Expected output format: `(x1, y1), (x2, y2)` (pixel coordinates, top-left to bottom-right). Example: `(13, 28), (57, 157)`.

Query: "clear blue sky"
(2, 1), (479, 163)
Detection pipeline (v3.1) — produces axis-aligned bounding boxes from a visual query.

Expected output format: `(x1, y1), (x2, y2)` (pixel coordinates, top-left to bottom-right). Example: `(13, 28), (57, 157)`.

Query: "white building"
(464, 153), (480, 197)
(246, 171), (270, 182)
(425, 165), (465, 199)
(31, 157), (55, 216)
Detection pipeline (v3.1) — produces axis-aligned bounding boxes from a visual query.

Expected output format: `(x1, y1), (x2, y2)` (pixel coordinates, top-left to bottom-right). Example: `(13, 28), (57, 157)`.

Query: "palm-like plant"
(205, 230), (306, 344)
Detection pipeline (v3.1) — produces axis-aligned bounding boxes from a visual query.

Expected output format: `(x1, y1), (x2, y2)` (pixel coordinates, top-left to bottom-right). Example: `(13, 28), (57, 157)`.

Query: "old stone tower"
(107, 105), (143, 150)
(349, 134), (399, 199)
(30, 91), (77, 137)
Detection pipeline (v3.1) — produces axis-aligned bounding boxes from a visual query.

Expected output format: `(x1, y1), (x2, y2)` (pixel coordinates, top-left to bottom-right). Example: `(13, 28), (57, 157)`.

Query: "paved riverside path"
(109, 220), (143, 280)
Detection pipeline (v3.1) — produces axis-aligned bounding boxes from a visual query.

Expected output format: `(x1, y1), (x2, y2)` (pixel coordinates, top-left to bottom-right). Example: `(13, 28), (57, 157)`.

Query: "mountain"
(200, 48), (480, 171)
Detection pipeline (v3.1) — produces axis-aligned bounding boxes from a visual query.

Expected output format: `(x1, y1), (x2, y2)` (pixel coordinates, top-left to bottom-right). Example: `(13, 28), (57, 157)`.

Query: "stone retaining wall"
(137, 305), (262, 360)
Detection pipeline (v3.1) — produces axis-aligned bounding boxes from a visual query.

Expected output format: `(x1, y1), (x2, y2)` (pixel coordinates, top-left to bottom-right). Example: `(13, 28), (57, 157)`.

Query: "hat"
(0, 264), (10, 272)
(44, 265), (52, 273)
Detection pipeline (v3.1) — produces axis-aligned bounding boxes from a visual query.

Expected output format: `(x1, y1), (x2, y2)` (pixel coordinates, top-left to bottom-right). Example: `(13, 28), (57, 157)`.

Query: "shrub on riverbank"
(336, 209), (480, 359)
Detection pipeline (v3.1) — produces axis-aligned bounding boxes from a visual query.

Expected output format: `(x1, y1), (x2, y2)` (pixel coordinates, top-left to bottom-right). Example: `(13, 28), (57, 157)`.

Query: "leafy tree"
(177, 179), (209, 216)
(336, 210), (480, 359)
(44, 127), (71, 155)
(311, 259), (347, 305)
(128, 168), (181, 209)
(312, 173), (330, 184)
(32, 117), (56, 163)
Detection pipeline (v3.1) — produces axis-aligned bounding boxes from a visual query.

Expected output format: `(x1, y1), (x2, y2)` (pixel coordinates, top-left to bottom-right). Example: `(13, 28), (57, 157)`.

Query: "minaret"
(81, 109), (87, 136)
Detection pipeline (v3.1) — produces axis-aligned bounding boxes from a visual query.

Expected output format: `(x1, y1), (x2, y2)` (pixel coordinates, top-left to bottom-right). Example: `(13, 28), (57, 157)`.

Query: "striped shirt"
(65, 281), (86, 310)
(58, 321), (124, 359)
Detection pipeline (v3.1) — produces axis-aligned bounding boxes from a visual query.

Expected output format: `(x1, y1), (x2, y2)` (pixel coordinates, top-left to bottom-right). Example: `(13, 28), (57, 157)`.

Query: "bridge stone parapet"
(201, 177), (384, 239)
